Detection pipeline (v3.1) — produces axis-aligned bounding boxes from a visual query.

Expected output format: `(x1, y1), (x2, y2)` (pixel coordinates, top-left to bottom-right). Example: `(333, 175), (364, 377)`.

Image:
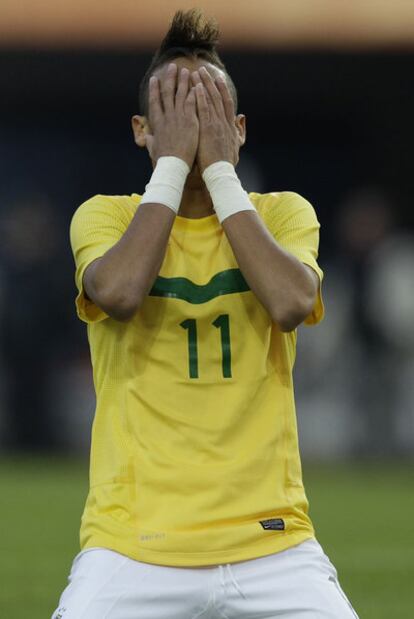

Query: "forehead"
(153, 57), (225, 81)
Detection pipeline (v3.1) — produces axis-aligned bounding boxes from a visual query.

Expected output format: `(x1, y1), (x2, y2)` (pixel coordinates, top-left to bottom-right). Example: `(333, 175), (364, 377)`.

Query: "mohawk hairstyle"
(139, 9), (238, 116)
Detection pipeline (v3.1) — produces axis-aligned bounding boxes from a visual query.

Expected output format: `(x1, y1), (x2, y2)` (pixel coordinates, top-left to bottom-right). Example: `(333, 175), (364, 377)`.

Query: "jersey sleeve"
(69, 195), (132, 323)
(263, 191), (325, 326)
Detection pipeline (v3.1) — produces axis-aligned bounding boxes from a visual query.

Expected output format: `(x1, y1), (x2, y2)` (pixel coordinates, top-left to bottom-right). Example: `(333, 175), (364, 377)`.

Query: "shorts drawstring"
(219, 563), (247, 600)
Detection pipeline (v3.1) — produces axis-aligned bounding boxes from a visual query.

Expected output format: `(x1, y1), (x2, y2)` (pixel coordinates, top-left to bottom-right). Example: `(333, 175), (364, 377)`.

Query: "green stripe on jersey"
(149, 268), (250, 304)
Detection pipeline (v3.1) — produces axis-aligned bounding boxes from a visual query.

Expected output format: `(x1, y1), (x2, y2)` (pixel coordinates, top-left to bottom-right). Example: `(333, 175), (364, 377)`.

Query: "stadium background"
(0, 1), (413, 617)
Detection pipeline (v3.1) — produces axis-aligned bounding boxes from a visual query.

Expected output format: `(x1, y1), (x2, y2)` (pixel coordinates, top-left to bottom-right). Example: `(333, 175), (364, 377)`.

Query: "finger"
(194, 82), (210, 124)
(191, 70), (202, 87)
(161, 63), (178, 114)
(145, 133), (154, 158)
(215, 74), (235, 124)
(175, 67), (190, 110)
(198, 66), (225, 117)
(184, 86), (197, 116)
(148, 76), (163, 121)
(191, 70), (216, 117)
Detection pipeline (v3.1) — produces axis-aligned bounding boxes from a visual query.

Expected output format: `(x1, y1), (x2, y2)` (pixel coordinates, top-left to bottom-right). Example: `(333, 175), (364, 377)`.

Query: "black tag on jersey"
(259, 518), (285, 531)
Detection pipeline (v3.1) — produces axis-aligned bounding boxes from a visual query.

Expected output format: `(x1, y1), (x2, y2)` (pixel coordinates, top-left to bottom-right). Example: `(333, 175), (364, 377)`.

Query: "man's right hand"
(145, 63), (199, 170)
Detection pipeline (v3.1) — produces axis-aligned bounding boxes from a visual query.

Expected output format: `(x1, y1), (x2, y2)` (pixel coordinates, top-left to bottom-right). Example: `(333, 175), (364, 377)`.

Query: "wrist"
(156, 150), (194, 171)
(155, 155), (191, 174)
(202, 161), (256, 223)
(140, 156), (190, 214)
(198, 156), (234, 175)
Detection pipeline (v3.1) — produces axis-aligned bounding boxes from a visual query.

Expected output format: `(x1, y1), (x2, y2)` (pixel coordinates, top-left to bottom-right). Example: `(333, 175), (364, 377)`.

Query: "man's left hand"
(191, 67), (240, 173)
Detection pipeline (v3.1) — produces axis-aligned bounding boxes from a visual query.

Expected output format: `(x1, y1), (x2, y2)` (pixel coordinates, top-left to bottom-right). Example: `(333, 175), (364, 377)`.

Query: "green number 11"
(180, 314), (232, 379)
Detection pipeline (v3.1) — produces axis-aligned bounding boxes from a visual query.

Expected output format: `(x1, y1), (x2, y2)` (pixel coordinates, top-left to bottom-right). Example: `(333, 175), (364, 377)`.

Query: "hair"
(139, 9), (238, 116)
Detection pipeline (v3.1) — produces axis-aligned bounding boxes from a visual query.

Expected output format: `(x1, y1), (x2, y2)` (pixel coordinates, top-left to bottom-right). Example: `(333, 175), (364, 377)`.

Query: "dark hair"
(139, 9), (238, 116)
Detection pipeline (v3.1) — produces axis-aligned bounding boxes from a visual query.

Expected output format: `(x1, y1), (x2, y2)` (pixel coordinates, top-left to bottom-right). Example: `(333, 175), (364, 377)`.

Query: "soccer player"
(52, 9), (359, 619)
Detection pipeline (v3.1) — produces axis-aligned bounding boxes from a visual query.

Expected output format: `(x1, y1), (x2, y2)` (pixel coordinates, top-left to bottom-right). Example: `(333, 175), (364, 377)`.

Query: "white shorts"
(51, 539), (359, 618)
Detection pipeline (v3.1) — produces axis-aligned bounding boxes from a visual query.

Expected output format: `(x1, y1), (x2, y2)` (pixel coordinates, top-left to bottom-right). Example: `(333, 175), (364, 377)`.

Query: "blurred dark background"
(0, 7), (414, 460)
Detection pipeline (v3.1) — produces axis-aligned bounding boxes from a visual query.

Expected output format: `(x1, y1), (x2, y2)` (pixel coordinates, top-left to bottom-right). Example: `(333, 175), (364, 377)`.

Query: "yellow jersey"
(69, 190), (324, 567)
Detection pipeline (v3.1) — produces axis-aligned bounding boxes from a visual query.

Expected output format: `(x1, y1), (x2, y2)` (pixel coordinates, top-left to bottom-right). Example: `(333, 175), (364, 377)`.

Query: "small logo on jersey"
(259, 518), (285, 531)
(139, 532), (166, 542)
(55, 608), (66, 618)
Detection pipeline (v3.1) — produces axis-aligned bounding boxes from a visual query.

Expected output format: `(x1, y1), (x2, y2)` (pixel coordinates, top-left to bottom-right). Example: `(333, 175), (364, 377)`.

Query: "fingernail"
(168, 62), (176, 70)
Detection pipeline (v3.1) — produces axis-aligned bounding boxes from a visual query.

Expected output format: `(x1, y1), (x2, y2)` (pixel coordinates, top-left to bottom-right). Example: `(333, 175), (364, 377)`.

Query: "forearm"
(86, 203), (175, 321)
(85, 157), (189, 321)
(221, 210), (317, 331)
(202, 162), (317, 331)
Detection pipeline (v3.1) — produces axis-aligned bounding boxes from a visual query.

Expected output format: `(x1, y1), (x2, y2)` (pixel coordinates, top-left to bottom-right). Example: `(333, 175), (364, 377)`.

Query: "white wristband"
(202, 161), (256, 223)
(140, 156), (190, 214)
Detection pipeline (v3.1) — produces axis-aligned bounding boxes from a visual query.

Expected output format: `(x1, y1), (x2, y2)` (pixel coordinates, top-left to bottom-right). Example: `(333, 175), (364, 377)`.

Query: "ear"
(131, 115), (150, 148)
(235, 114), (246, 148)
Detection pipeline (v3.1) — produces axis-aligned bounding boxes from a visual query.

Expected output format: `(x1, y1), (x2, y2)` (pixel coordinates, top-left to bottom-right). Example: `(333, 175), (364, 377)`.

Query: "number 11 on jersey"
(180, 314), (232, 379)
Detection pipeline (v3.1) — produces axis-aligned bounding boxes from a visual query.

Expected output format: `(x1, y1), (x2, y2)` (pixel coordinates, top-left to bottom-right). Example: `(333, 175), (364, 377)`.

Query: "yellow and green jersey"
(69, 190), (324, 567)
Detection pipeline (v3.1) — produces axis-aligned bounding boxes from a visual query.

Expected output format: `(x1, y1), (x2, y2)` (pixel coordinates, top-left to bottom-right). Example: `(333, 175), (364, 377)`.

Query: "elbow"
(93, 286), (143, 322)
(84, 261), (144, 322)
(103, 295), (142, 322)
(272, 310), (302, 333)
(271, 293), (315, 333)
(107, 301), (140, 322)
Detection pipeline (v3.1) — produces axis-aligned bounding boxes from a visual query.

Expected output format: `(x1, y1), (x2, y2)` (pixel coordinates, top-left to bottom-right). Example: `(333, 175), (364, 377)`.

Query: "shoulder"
(249, 190), (314, 212)
(70, 193), (141, 230)
(249, 191), (318, 226)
